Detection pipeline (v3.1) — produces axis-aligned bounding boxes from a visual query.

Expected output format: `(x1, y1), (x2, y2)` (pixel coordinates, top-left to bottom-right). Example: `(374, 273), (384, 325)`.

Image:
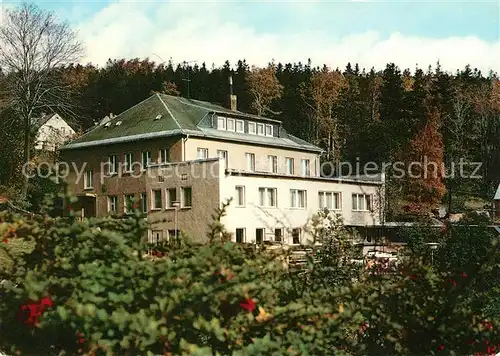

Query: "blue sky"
(3, 0), (500, 72)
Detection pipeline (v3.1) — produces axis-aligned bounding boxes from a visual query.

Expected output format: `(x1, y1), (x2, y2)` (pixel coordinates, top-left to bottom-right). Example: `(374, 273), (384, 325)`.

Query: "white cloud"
(76, 0), (500, 74)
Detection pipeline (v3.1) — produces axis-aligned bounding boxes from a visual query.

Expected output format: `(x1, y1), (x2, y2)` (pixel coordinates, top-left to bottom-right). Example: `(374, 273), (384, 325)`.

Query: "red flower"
(2, 237), (7, 243)
(240, 298), (256, 312)
(437, 344), (445, 352)
(459, 272), (468, 278)
(17, 296), (54, 327)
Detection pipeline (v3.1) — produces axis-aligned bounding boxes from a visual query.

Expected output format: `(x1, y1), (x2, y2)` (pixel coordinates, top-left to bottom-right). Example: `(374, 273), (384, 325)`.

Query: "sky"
(1, 0), (500, 73)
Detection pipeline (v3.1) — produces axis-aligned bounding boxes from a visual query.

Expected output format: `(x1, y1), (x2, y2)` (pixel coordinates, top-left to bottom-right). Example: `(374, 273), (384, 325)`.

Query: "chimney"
(228, 75), (237, 111)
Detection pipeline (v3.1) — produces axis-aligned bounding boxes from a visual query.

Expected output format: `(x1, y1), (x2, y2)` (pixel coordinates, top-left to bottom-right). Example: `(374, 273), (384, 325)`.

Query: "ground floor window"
(236, 228), (245, 243)
(274, 228), (282, 242)
(292, 228), (301, 244)
(149, 230), (163, 244)
(256, 228), (265, 244)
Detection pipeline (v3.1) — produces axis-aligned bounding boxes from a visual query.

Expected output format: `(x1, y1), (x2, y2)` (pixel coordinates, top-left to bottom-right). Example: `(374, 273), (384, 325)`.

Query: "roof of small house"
(61, 94), (322, 153)
(495, 183), (500, 200)
(31, 113), (57, 129)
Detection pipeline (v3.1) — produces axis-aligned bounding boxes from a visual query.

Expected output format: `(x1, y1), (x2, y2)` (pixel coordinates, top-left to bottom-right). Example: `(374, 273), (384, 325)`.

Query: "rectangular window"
(140, 192), (147, 213)
(248, 122), (256, 134)
(301, 159), (310, 177)
(292, 228), (301, 244)
(159, 149), (169, 164)
(108, 155), (118, 174)
(84, 170), (93, 189)
(217, 117), (226, 130)
(236, 120), (244, 133)
(274, 228), (282, 242)
(285, 157), (294, 175)
(319, 192), (341, 210)
(150, 230), (163, 245)
(142, 151), (151, 170)
(124, 153), (133, 173)
(236, 228), (245, 243)
(352, 194), (372, 211)
(235, 186), (245, 207)
(124, 194), (135, 213)
(265, 124), (273, 136)
(245, 153), (255, 172)
(181, 187), (192, 208)
(257, 123), (264, 135)
(256, 228), (264, 244)
(166, 188), (177, 208)
(197, 147), (208, 159)
(152, 189), (162, 210)
(290, 189), (306, 208)
(258, 187), (277, 207)
(217, 150), (228, 170)
(226, 118), (235, 131)
(268, 155), (277, 173)
(108, 195), (118, 214)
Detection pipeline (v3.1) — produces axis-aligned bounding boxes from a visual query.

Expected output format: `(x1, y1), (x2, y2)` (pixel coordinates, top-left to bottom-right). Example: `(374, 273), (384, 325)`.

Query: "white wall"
(219, 173), (382, 245)
(35, 114), (75, 151)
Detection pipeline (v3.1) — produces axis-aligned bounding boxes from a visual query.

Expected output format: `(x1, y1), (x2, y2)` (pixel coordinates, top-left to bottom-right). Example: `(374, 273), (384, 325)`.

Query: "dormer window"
(236, 120), (244, 133)
(257, 123), (264, 136)
(265, 124), (273, 136)
(217, 117), (226, 130)
(248, 122), (256, 135)
(227, 118), (235, 131)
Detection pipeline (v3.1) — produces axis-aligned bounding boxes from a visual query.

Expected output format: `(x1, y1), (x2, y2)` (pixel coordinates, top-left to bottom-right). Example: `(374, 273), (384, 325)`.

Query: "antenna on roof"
(182, 60), (197, 99)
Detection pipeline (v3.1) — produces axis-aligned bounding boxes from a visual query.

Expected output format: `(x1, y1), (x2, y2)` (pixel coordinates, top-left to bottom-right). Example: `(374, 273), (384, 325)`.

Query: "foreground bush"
(0, 198), (499, 355)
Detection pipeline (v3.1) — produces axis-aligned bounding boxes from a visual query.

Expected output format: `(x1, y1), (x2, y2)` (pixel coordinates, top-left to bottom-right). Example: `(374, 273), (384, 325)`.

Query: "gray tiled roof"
(61, 94), (321, 153)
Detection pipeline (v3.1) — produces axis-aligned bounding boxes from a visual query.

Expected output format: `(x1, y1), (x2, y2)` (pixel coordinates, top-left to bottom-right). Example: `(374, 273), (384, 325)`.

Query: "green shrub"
(0, 195), (498, 355)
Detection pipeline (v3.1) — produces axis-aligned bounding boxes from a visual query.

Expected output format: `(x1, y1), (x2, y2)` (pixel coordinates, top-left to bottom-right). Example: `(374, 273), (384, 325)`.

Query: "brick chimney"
(228, 75), (237, 111)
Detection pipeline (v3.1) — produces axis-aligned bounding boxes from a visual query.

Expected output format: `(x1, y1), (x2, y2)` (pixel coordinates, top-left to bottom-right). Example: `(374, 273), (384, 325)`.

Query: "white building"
(32, 113), (75, 151)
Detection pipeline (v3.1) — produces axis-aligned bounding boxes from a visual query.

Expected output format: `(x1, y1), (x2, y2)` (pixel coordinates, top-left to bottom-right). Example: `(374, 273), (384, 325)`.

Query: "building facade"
(60, 93), (384, 245)
(33, 113), (76, 151)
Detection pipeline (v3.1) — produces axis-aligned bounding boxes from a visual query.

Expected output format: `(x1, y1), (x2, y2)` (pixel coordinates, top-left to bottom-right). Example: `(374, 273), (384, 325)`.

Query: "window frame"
(226, 118), (235, 131)
(301, 159), (310, 177)
(274, 228), (283, 242)
(124, 194), (135, 214)
(124, 153), (133, 173)
(107, 195), (118, 214)
(217, 149), (228, 169)
(181, 187), (192, 208)
(292, 228), (301, 244)
(235, 228), (245, 243)
(108, 155), (118, 175)
(268, 155), (278, 173)
(248, 122), (256, 135)
(265, 124), (273, 136)
(285, 157), (294, 175)
(84, 170), (93, 189)
(142, 151), (151, 170)
(235, 185), (245, 207)
(245, 152), (255, 172)
(235, 119), (244, 133)
(151, 189), (162, 210)
(256, 123), (265, 136)
(290, 189), (307, 208)
(258, 187), (277, 208)
(352, 193), (372, 211)
(140, 192), (147, 213)
(197, 147), (208, 160)
(159, 149), (169, 164)
(217, 116), (226, 130)
(166, 188), (177, 209)
(319, 191), (342, 210)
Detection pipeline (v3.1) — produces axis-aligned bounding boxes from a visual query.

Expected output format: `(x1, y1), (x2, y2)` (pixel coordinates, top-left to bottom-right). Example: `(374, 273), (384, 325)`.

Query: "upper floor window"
(285, 157), (294, 175)
(352, 194), (372, 211)
(108, 195), (118, 214)
(124, 153), (133, 173)
(124, 194), (135, 214)
(257, 123), (264, 136)
(268, 155), (277, 173)
(140, 192), (147, 213)
(301, 159), (310, 177)
(84, 170), (93, 189)
(245, 153), (255, 172)
(290, 189), (306, 208)
(258, 187), (277, 207)
(141, 151), (151, 170)
(226, 118), (235, 131)
(181, 187), (192, 208)
(159, 149), (169, 164)
(235, 186), (245, 207)
(152, 189), (162, 210)
(248, 122), (256, 135)
(166, 188), (177, 208)
(197, 147), (208, 160)
(217, 117), (226, 130)
(108, 155), (118, 175)
(217, 150), (228, 170)
(265, 124), (273, 136)
(236, 120), (244, 133)
(319, 191), (341, 210)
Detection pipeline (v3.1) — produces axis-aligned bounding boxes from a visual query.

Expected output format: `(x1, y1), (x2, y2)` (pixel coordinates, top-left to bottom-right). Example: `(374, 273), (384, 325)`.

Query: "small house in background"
(494, 183), (500, 221)
(32, 113), (75, 151)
